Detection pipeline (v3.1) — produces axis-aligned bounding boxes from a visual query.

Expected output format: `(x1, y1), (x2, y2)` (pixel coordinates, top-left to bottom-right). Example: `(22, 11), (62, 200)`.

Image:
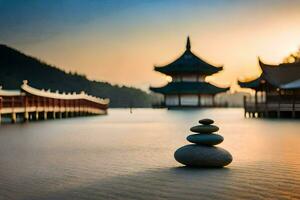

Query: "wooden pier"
(0, 81), (109, 123)
(239, 57), (300, 119)
(243, 96), (300, 118)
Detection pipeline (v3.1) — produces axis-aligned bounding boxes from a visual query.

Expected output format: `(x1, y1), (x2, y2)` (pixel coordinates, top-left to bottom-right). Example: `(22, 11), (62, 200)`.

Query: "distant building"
(150, 37), (229, 108)
(238, 58), (300, 118)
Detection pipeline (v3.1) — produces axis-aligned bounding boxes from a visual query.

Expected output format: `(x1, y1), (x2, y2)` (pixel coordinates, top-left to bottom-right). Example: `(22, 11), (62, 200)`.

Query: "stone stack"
(174, 119), (232, 168)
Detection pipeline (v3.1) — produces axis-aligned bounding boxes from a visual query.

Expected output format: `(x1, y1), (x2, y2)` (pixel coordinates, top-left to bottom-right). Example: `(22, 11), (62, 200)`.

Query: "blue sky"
(3, 0), (285, 45)
(1, 0), (300, 90)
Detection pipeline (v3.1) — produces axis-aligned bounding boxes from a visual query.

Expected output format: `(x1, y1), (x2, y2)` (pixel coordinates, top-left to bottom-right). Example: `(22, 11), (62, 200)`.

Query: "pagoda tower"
(150, 37), (229, 108)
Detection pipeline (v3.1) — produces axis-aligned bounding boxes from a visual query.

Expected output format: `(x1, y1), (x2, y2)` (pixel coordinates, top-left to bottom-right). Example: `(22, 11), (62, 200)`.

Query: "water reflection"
(27, 166), (299, 200)
(0, 108), (300, 199)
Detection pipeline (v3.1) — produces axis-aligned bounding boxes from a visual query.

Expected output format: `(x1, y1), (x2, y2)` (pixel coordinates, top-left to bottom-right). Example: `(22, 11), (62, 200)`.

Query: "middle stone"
(190, 125), (219, 133)
(187, 134), (224, 145)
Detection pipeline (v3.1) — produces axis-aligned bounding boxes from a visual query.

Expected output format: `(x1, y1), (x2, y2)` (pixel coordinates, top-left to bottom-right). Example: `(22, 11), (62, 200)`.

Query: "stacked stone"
(174, 119), (232, 168)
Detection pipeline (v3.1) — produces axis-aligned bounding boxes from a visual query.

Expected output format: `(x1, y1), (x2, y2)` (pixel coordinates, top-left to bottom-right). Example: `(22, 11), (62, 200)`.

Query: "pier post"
(264, 107), (269, 118)
(0, 97), (2, 124)
(11, 96), (16, 123)
(24, 112), (29, 122)
(66, 100), (69, 118)
(264, 92), (268, 118)
(243, 96), (246, 118)
(43, 112), (47, 120)
(254, 90), (258, 117)
(23, 96), (29, 121)
(35, 112), (39, 120)
(277, 89), (281, 118)
(11, 112), (16, 123)
(292, 90), (296, 118)
(212, 94), (215, 107)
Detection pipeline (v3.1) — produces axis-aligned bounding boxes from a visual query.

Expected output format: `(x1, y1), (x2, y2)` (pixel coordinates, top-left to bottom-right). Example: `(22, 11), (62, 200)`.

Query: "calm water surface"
(0, 108), (300, 200)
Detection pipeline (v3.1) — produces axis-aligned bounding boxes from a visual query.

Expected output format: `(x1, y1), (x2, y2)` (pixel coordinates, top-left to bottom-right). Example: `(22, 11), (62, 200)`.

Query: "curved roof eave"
(259, 57), (300, 87)
(280, 79), (300, 89)
(21, 81), (109, 105)
(149, 82), (229, 95)
(237, 75), (263, 89)
(154, 50), (223, 75)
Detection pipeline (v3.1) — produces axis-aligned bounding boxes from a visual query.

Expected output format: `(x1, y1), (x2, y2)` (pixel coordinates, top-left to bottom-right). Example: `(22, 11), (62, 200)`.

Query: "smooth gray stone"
(190, 125), (219, 133)
(198, 119), (214, 125)
(187, 134), (224, 145)
(174, 144), (232, 168)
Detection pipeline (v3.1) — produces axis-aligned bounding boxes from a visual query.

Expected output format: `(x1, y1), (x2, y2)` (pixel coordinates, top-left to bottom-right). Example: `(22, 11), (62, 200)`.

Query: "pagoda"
(150, 37), (229, 108)
(238, 58), (300, 118)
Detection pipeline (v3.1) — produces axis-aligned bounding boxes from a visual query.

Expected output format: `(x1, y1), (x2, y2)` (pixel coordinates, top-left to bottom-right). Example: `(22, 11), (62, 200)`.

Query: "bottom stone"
(174, 144), (232, 168)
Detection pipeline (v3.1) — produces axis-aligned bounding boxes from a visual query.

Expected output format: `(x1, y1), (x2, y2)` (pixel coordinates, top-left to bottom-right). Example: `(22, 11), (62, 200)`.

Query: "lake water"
(0, 108), (300, 200)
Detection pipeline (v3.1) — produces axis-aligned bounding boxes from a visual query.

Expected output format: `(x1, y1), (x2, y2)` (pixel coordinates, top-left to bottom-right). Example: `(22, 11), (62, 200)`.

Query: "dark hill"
(0, 44), (154, 107)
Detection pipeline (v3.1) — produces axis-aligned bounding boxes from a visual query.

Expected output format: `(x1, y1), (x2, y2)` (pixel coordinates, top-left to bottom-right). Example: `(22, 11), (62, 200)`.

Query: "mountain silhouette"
(0, 44), (154, 107)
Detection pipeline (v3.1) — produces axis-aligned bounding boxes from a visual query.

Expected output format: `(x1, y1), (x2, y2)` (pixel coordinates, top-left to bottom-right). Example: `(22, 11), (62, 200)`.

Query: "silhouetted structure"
(150, 37), (229, 108)
(238, 58), (300, 118)
(0, 80), (109, 123)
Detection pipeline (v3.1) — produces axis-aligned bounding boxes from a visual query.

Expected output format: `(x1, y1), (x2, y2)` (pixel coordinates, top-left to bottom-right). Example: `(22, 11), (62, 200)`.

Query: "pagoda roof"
(154, 37), (223, 75)
(280, 79), (300, 89)
(238, 75), (264, 90)
(259, 58), (300, 87)
(150, 82), (229, 95)
(238, 58), (300, 90)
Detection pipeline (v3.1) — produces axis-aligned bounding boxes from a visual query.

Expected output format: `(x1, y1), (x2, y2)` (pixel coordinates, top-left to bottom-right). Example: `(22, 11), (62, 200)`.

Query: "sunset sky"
(1, 0), (300, 91)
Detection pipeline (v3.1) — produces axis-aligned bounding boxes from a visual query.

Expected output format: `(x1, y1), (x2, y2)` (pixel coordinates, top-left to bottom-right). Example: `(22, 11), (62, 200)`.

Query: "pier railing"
(243, 95), (300, 118)
(0, 81), (109, 123)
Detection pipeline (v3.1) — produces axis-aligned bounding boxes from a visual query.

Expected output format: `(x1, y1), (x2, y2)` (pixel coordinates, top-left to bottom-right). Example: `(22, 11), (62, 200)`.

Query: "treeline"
(0, 44), (158, 107)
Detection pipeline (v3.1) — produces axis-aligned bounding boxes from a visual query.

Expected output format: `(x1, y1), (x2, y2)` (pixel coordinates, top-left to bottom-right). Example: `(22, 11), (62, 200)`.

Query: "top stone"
(199, 119), (214, 125)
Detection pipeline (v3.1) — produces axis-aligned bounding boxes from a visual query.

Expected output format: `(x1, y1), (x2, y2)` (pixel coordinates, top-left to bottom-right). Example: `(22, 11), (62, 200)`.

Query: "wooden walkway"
(0, 81), (109, 123)
(243, 96), (300, 118)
